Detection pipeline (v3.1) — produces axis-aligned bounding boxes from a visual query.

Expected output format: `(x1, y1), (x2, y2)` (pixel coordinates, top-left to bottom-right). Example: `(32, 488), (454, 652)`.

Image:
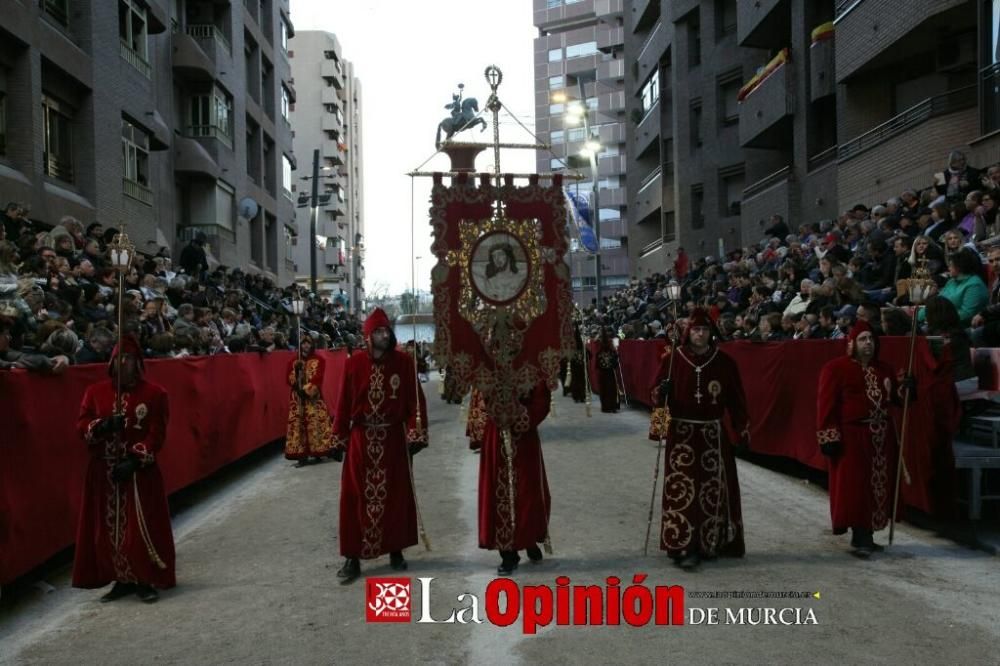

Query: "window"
(550, 129), (564, 144)
(119, 0), (149, 74)
(549, 103), (564, 115)
(585, 97), (598, 110)
(640, 69), (659, 114)
(281, 86), (291, 120)
(690, 185), (704, 229)
(568, 127), (586, 142)
(549, 75), (564, 90)
(550, 157), (564, 171)
(549, 48), (562, 62)
(715, 0), (737, 40)
(600, 237), (622, 249)
(280, 18), (289, 53)
(122, 118), (151, 203)
(663, 211), (676, 242)
(599, 208), (620, 222)
(42, 95), (73, 183)
(41, 0), (69, 26)
(719, 165), (745, 217)
(282, 155), (293, 199)
(690, 101), (703, 150)
(718, 71), (741, 127)
(687, 12), (701, 68)
(981, 0), (1000, 133)
(216, 181), (235, 230)
(566, 41), (597, 59)
(188, 86), (234, 146)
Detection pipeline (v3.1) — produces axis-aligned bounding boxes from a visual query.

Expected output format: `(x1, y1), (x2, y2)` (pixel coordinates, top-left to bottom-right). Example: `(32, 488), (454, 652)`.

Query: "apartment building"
(534, 0), (630, 305)
(289, 30), (365, 311)
(0, 0), (297, 281)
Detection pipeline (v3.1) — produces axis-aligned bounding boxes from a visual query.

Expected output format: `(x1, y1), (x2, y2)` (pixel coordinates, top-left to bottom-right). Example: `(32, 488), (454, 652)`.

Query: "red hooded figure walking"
(648, 308), (750, 570)
(73, 335), (175, 603)
(284, 331), (335, 465)
(816, 320), (915, 557)
(331, 308), (428, 583)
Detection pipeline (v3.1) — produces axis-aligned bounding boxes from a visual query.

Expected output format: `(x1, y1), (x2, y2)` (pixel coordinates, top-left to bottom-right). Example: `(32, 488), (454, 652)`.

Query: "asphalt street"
(1, 378), (998, 665)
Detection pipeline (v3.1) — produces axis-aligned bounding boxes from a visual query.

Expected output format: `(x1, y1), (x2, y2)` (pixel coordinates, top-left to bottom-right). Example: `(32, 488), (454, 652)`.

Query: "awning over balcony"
(174, 136), (221, 179)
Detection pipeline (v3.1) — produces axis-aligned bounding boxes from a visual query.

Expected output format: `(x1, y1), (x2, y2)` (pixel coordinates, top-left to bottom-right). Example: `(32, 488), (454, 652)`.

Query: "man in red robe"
(478, 383), (552, 575)
(568, 324), (587, 404)
(649, 308), (750, 570)
(816, 320), (915, 557)
(596, 328), (620, 413)
(331, 308), (427, 583)
(74, 335), (175, 603)
(284, 331), (334, 466)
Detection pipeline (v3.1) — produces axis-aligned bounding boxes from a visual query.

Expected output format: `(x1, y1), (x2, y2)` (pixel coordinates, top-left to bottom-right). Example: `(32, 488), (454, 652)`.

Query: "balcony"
(739, 62), (793, 148)
(809, 36), (835, 102)
(634, 100), (660, 158)
(322, 141), (345, 165)
(737, 0), (790, 49)
(598, 58), (624, 84)
(630, 0), (659, 34)
(838, 86), (976, 163)
(123, 178), (153, 205)
(174, 136), (221, 179)
(596, 122), (626, 146)
(636, 22), (668, 80)
(186, 24), (232, 69)
(741, 167), (792, 245)
(321, 88), (341, 108)
(633, 167), (662, 223)
(321, 60), (344, 89)
(598, 187), (625, 208)
(598, 154), (626, 178)
(598, 90), (626, 116)
(172, 32), (214, 81)
(321, 113), (342, 133)
(597, 26), (623, 53)
(594, 0), (623, 20)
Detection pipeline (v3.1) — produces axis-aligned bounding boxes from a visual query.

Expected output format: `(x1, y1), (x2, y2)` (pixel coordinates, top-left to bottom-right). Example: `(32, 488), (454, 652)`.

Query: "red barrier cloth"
(0, 351), (345, 585)
(616, 338), (958, 516)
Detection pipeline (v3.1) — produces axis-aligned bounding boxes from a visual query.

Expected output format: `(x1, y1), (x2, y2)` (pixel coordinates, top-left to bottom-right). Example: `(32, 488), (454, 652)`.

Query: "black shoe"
(100, 582), (135, 602)
(293, 459), (309, 468)
(678, 552), (701, 570)
(850, 546), (875, 559)
(497, 551), (520, 576)
(337, 557), (361, 584)
(135, 584), (159, 604)
(390, 551), (408, 571)
(526, 546), (543, 563)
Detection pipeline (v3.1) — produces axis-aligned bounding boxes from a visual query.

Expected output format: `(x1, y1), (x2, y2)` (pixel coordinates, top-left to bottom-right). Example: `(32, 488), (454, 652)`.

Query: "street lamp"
(109, 224), (135, 416)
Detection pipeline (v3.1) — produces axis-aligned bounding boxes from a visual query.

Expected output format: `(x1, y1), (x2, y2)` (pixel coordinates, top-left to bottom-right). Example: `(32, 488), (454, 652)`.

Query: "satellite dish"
(238, 197), (259, 220)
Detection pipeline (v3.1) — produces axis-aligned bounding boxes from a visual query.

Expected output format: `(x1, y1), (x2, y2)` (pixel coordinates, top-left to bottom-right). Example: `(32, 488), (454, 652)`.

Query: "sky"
(291, 0), (540, 297)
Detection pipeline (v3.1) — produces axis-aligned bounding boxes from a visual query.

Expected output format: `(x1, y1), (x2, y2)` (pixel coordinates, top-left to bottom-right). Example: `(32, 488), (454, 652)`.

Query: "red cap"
(688, 307), (713, 329)
(363, 307), (392, 337)
(846, 319), (878, 358)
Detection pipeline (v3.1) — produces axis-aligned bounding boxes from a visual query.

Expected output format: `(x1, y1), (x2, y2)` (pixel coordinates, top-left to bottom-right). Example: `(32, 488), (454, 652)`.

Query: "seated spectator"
(924, 296), (977, 397)
(934, 150), (979, 203)
(834, 304), (857, 336)
(921, 250), (988, 327)
(880, 307), (912, 336)
(76, 326), (114, 364)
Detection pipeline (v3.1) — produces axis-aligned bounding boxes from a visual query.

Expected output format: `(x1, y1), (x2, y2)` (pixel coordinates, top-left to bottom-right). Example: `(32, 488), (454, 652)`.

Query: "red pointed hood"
(108, 333), (144, 375)
(363, 308), (392, 337)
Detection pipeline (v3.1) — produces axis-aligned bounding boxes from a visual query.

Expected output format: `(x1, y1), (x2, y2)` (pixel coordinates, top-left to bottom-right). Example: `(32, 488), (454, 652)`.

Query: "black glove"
(95, 414), (126, 437)
(329, 448), (344, 463)
(296, 387), (308, 401)
(658, 379), (672, 408)
(820, 441), (842, 458)
(900, 375), (917, 402)
(111, 456), (140, 483)
(408, 442), (425, 457)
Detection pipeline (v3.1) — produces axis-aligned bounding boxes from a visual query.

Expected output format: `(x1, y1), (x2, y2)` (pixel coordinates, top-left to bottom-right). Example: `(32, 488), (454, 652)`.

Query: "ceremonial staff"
(409, 176), (432, 552)
(290, 289), (307, 445)
(109, 225), (166, 569)
(613, 336), (629, 408)
(644, 280), (682, 555)
(889, 277), (932, 545)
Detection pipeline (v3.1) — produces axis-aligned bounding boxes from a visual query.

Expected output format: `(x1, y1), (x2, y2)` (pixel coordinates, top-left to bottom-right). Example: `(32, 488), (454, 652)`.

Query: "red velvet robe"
(73, 379), (176, 589)
(478, 385), (552, 551)
(284, 353), (334, 460)
(569, 348), (587, 403)
(596, 344), (620, 413)
(465, 389), (486, 451)
(333, 349), (427, 559)
(649, 345), (749, 558)
(816, 356), (902, 534)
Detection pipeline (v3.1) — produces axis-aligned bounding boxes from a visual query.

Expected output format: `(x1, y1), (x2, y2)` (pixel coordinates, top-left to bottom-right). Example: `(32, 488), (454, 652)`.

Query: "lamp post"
(290, 288), (306, 359)
(565, 83), (603, 308)
(298, 150), (340, 298)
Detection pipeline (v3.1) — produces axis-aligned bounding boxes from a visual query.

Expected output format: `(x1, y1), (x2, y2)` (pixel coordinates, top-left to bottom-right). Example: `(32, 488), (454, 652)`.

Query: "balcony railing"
(834, 0), (864, 21)
(637, 22), (662, 65)
(638, 166), (662, 193)
(639, 237), (663, 258)
(186, 24), (231, 54)
(807, 145), (837, 172)
(743, 165), (791, 199)
(120, 41), (151, 79)
(123, 178), (153, 205)
(40, 0), (68, 26)
(44, 153), (73, 183)
(187, 125), (234, 148)
(837, 85), (976, 162)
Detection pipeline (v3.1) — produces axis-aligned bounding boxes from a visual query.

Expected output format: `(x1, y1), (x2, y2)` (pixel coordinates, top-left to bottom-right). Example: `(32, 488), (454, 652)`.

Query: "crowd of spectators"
(0, 206), (361, 373)
(581, 151), (1000, 393)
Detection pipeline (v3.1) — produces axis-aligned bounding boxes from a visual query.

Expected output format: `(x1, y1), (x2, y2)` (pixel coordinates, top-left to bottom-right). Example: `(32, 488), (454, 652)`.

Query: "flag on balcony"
(564, 188), (598, 254)
(315, 234), (327, 251)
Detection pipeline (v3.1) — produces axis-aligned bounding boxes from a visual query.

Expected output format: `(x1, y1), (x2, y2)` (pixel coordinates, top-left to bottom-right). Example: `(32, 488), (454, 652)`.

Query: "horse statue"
(436, 86), (487, 147)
